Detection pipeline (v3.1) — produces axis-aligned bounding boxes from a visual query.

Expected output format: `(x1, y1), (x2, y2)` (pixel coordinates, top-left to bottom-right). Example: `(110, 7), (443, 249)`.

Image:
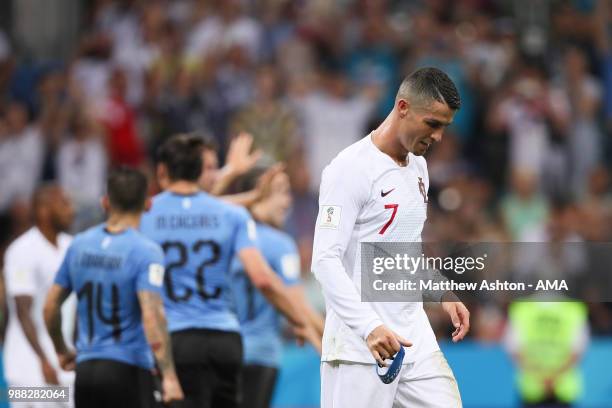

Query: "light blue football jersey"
(54, 224), (165, 369)
(140, 191), (257, 333)
(231, 222), (301, 367)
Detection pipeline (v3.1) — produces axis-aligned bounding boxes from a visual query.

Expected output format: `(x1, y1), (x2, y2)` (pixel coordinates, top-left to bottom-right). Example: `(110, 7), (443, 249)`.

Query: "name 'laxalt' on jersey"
(54, 224), (165, 369)
(312, 134), (439, 365)
(140, 191), (257, 334)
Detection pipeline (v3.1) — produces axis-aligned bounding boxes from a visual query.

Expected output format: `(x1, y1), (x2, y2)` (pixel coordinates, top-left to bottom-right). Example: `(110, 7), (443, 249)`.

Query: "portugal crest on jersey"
(418, 177), (428, 203)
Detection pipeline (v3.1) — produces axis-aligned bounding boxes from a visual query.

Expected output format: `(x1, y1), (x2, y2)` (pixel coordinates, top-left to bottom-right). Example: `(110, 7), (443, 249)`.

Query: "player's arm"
(312, 164), (410, 365)
(232, 206), (312, 343)
(5, 246), (61, 383)
(137, 290), (183, 404)
(219, 164), (285, 207)
(287, 285), (324, 352)
(239, 248), (307, 329)
(17, 295), (61, 383)
(419, 262), (470, 342)
(440, 291), (470, 342)
(211, 132), (262, 196)
(43, 284), (75, 372)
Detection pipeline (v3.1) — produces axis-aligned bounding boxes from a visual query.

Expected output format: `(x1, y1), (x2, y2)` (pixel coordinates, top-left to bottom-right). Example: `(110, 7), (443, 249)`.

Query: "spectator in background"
(57, 111), (107, 232)
(0, 102), (44, 215)
(186, 0), (262, 63)
(501, 169), (549, 241)
(464, 13), (517, 95)
(579, 166), (612, 242)
(516, 201), (586, 286)
(0, 28), (12, 97)
(410, 9), (475, 141)
(259, 0), (298, 62)
(594, 0), (612, 150)
(69, 33), (113, 104)
(110, 0), (165, 106)
(37, 70), (73, 182)
(94, 68), (144, 167)
(199, 40), (256, 154)
(148, 66), (213, 153)
(291, 63), (379, 192)
(345, 0), (401, 117)
(230, 65), (299, 163)
(487, 63), (570, 197)
(558, 46), (603, 198)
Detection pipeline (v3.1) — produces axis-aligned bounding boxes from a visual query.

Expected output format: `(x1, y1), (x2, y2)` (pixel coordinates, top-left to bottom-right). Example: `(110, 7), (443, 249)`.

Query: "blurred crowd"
(0, 0), (611, 341)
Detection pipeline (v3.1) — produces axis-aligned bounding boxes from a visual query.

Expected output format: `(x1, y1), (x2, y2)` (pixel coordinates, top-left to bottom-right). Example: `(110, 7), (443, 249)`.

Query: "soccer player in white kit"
(312, 67), (470, 408)
(3, 185), (77, 407)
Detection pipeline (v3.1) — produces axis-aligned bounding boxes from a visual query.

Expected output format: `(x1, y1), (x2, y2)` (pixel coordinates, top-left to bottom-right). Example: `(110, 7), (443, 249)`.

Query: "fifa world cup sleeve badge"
(319, 205), (342, 229)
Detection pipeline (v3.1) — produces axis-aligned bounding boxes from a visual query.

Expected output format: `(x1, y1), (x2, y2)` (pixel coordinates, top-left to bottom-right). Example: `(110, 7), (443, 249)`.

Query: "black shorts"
(75, 359), (155, 408)
(240, 364), (278, 408)
(171, 328), (243, 408)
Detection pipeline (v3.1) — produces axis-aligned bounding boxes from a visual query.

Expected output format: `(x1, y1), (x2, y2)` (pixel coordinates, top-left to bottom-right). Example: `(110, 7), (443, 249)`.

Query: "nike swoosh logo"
(381, 188), (395, 197)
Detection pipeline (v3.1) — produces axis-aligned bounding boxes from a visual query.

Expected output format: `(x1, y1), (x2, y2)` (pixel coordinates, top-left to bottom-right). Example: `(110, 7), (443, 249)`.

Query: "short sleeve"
(232, 207), (258, 253)
(54, 245), (74, 291)
(135, 243), (165, 294)
(4, 243), (38, 296)
(276, 239), (301, 286)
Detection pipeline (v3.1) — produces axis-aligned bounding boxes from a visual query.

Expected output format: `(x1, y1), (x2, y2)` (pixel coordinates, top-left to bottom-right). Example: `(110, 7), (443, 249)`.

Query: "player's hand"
(253, 163), (285, 202)
(293, 323), (322, 354)
(442, 300), (470, 342)
(58, 350), (77, 371)
(162, 374), (184, 404)
(366, 324), (412, 367)
(225, 132), (262, 177)
(291, 322), (309, 346)
(40, 358), (59, 385)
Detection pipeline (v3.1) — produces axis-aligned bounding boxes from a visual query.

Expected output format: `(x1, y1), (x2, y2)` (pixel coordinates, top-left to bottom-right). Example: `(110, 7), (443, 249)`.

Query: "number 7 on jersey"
(379, 204), (398, 235)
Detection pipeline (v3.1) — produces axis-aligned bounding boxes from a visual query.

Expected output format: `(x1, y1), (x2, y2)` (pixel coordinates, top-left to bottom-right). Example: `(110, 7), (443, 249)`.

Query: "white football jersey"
(312, 134), (439, 364)
(4, 227), (76, 389)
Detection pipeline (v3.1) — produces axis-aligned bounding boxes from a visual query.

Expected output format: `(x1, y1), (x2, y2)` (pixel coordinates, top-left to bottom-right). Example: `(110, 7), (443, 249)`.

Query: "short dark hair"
(397, 67), (461, 110)
(107, 167), (148, 213)
(156, 133), (205, 182)
(189, 130), (218, 152)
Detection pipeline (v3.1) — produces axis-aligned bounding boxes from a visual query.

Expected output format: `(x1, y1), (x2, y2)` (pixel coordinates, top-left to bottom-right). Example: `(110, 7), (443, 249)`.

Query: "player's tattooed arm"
(138, 291), (184, 403)
(138, 290), (176, 375)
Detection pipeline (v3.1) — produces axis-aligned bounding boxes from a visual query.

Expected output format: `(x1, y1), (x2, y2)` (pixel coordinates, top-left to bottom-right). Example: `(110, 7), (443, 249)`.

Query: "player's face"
(199, 148), (219, 192)
(398, 100), (455, 156)
(49, 188), (74, 232)
(266, 172), (292, 228)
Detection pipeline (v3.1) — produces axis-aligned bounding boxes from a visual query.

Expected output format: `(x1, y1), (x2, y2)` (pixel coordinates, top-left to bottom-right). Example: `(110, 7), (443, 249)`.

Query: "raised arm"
(211, 132), (262, 196)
